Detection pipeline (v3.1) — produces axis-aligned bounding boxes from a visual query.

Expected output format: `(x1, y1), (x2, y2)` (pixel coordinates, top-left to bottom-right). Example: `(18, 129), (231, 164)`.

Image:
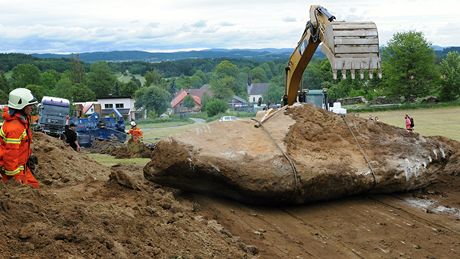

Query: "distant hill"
(31, 45), (459, 64)
(435, 47), (460, 58)
(31, 48), (321, 63)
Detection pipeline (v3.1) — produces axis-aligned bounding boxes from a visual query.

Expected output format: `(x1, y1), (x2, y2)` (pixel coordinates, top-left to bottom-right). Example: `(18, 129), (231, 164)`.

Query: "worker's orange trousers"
(1, 168), (39, 189)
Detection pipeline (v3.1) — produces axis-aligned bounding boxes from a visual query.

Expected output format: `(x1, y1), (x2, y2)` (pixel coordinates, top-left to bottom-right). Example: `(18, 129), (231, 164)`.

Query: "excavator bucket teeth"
(321, 21), (382, 80)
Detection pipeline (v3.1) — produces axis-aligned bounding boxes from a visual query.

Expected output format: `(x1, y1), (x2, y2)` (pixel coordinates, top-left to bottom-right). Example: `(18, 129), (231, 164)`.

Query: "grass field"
(116, 73), (146, 85)
(360, 106), (460, 141)
(87, 153), (150, 167)
(88, 121), (202, 166)
(140, 122), (202, 142)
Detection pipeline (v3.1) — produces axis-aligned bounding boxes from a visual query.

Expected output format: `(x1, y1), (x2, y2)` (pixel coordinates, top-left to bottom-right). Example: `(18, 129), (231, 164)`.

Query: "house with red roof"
(171, 85), (213, 113)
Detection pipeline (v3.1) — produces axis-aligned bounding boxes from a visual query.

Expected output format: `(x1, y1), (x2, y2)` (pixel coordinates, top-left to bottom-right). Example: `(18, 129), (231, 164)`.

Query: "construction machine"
(285, 5), (381, 105)
(75, 108), (127, 147)
(35, 96), (70, 137)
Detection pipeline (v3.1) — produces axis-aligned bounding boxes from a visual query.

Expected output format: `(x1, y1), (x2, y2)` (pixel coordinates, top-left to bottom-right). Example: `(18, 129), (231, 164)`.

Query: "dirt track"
(0, 127), (459, 258)
(193, 173), (460, 258)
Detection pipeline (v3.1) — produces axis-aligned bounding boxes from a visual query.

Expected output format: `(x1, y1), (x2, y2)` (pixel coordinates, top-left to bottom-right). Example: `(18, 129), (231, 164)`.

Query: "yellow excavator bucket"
(321, 21), (382, 80)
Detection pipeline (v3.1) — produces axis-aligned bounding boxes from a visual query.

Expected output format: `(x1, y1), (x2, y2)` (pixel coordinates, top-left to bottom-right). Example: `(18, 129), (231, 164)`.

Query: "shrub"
(205, 99), (227, 117)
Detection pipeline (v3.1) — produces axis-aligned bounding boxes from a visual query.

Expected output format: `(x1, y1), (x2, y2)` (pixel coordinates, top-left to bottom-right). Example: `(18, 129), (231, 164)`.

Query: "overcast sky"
(1, 0), (459, 53)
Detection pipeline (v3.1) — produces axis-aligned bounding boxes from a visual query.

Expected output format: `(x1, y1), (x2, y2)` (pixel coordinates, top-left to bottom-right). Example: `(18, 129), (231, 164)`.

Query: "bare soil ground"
(1, 107), (459, 258)
(0, 133), (251, 258)
(191, 172), (460, 258)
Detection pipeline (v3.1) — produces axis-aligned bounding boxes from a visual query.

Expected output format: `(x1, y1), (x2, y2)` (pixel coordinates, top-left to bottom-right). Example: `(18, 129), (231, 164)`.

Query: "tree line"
(0, 31), (459, 117)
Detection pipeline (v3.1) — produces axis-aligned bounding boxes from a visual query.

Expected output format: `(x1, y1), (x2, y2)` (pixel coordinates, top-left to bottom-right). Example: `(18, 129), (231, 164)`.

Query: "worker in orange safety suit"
(127, 121), (143, 143)
(0, 88), (39, 188)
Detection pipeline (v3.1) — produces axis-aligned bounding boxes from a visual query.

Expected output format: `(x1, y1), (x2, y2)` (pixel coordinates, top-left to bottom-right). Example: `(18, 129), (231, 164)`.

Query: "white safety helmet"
(130, 121), (137, 127)
(8, 88), (38, 110)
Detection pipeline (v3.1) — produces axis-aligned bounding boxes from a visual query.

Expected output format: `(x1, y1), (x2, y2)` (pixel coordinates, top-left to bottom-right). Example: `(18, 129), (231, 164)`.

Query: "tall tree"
(381, 31), (437, 101)
(189, 75), (203, 88)
(86, 62), (116, 98)
(26, 84), (48, 101)
(264, 75), (284, 104)
(0, 71), (9, 103)
(70, 55), (85, 84)
(144, 70), (165, 87)
(120, 80), (140, 97)
(40, 69), (60, 89)
(210, 76), (235, 100)
(302, 59), (333, 90)
(438, 51), (460, 101)
(214, 60), (238, 78)
(193, 69), (208, 84)
(210, 60), (242, 100)
(11, 64), (41, 88)
(134, 85), (170, 115)
(250, 67), (268, 83)
(54, 77), (95, 101)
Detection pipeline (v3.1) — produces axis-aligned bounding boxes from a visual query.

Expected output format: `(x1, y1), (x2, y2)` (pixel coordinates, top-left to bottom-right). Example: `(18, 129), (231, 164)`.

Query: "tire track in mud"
(198, 195), (363, 258)
(369, 195), (460, 235)
(280, 209), (365, 258)
(192, 183), (460, 258)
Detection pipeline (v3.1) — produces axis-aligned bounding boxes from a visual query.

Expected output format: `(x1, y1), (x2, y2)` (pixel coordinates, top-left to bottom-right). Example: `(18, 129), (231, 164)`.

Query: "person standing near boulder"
(405, 114), (413, 132)
(0, 88), (39, 188)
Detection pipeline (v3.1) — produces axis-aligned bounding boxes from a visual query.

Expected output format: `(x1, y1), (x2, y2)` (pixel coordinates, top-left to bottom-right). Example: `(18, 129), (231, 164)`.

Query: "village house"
(170, 85), (213, 113)
(247, 82), (270, 104)
(74, 97), (142, 120)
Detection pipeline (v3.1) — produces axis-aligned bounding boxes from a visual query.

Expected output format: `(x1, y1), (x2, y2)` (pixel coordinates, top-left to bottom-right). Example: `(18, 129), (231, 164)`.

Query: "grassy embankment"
(359, 106), (460, 141)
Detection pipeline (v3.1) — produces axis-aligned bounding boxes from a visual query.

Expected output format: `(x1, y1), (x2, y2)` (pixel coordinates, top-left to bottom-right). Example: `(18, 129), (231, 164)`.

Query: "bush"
(205, 99), (227, 117)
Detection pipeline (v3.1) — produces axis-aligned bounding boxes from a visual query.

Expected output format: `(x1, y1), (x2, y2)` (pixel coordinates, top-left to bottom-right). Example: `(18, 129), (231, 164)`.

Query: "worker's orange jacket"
(0, 107), (39, 188)
(127, 127), (143, 142)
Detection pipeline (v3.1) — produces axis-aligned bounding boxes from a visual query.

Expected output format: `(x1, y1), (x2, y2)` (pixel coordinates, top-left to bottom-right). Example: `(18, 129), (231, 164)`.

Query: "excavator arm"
(285, 5), (382, 105)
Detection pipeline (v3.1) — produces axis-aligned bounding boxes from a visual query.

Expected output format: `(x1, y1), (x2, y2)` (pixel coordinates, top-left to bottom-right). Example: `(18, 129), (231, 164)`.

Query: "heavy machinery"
(75, 108), (127, 147)
(35, 96), (70, 137)
(285, 5), (381, 105)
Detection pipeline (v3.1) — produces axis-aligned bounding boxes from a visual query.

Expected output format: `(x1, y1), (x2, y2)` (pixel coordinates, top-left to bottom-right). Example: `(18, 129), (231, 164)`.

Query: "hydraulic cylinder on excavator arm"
(285, 5), (382, 105)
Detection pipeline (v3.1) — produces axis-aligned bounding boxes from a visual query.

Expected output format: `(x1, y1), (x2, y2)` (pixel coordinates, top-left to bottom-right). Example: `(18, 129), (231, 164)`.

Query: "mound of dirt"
(144, 105), (459, 204)
(33, 132), (111, 186)
(89, 139), (153, 159)
(0, 133), (255, 257)
(87, 139), (124, 155)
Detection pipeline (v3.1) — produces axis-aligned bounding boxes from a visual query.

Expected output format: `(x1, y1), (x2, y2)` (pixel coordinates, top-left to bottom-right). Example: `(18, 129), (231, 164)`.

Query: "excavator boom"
(285, 5), (381, 105)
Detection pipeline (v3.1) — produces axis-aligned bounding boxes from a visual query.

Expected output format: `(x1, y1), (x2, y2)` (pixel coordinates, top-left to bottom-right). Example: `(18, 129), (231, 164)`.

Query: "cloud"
(191, 20), (207, 28)
(0, 0), (459, 53)
(282, 17), (297, 23)
(219, 22), (235, 27)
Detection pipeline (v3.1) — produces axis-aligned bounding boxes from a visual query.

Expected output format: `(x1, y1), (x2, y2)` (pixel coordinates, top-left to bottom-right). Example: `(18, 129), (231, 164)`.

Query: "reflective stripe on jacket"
(0, 107), (32, 176)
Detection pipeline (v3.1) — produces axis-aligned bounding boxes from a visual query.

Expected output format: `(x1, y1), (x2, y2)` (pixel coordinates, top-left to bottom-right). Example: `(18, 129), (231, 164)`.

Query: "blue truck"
(35, 96), (70, 137)
(36, 96), (126, 147)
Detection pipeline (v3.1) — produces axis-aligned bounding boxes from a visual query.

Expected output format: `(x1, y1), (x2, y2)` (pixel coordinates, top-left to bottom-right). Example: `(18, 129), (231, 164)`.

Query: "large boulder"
(144, 105), (457, 204)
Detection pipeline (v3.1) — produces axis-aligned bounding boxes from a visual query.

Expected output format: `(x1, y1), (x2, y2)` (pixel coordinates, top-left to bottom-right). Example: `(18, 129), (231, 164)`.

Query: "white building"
(97, 97), (141, 120)
(247, 83), (270, 104)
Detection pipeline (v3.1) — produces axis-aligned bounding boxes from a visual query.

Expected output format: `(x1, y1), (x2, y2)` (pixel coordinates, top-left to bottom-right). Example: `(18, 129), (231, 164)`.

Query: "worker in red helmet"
(0, 88), (39, 188)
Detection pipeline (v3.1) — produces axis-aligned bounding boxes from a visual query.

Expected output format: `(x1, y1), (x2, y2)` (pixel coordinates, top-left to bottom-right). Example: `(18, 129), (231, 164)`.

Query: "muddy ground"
(89, 139), (154, 159)
(0, 133), (251, 258)
(0, 121), (459, 258)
